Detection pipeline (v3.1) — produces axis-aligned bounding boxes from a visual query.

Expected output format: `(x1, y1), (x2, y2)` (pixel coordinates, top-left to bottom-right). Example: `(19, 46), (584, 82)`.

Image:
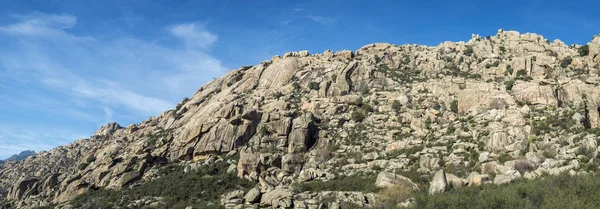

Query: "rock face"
(2, 30), (600, 208)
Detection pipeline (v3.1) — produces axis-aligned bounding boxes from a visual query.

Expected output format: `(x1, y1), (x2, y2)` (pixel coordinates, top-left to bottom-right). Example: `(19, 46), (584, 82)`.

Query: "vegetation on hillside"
(70, 160), (255, 209)
(409, 173), (600, 209)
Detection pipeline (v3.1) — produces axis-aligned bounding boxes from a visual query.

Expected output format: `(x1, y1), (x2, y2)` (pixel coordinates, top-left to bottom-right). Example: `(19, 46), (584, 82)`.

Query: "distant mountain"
(4, 150), (35, 161)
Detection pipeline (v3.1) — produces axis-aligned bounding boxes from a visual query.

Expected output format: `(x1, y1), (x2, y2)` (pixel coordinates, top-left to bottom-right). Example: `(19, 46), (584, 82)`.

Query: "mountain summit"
(1, 30), (600, 208)
(4, 150), (35, 162)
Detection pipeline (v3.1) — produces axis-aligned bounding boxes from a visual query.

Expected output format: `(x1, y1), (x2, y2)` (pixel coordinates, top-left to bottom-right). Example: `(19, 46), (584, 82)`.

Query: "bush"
(560, 57), (572, 68)
(505, 80), (515, 91)
(292, 82), (300, 90)
(450, 100), (459, 113)
(392, 100), (402, 112)
(71, 161), (254, 209)
(355, 97), (364, 107)
(469, 74), (482, 79)
(411, 173), (600, 209)
(499, 46), (506, 54)
(296, 175), (378, 193)
(463, 46), (474, 56)
(351, 110), (366, 122)
(506, 65), (514, 75)
(498, 153), (514, 163)
(516, 69), (527, 77)
(578, 45), (589, 56)
(308, 82), (320, 90)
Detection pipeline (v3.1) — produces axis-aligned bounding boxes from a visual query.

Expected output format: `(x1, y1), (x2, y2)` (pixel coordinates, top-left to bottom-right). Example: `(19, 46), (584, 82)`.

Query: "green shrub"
(355, 97), (364, 107)
(499, 46), (506, 54)
(361, 103), (374, 113)
(469, 74), (482, 79)
(411, 173), (600, 209)
(463, 46), (474, 56)
(450, 100), (459, 113)
(506, 65), (514, 75)
(351, 110), (366, 122)
(560, 57), (572, 68)
(516, 69), (527, 77)
(578, 45), (589, 56)
(296, 175), (378, 193)
(392, 100), (402, 112)
(71, 161), (254, 209)
(292, 82), (300, 90)
(308, 82), (320, 90)
(505, 80), (515, 91)
(498, 153), (514, 163)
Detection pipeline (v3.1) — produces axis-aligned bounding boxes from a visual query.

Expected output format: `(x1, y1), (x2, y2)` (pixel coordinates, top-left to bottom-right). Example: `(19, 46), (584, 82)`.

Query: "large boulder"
(511, 82), (557, 106)
(428, 170), (448, 195)
(260, 187), (293, 208)
(375, 171), (419, 191)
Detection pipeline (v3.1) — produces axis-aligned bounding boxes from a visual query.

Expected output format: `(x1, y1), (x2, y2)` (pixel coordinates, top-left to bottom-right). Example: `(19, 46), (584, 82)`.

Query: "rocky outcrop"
(2, 30), (600, 208)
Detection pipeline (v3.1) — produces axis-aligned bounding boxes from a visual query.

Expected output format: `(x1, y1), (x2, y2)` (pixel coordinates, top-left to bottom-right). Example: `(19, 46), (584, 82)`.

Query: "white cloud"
(169, 23), (218, 50)
(0, 13), (228, 157)
(0, 13), (226, 115)
(0, 13), (77, 36)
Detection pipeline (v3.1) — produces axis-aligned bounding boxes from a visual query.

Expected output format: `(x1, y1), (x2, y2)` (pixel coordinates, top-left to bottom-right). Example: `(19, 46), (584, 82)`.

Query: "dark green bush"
(308, 82), (320, 90)
(411, 173), (600, 209)
(71, 161), (254, 209)
(560, 57), (573, 68)
(506, 65), (514, 75)
(296, 175), (378, 193)
(450, 100), (459, 113)
(392, 100), (402, 112)
(463, 46), (474, 56)
(469, 74), (482, 79)
(578, 45), (589, 56)
(516, 69), (527, 77)
(498, 153), (514, 163)
(504, 80), (515, 91)
(351, 110), (366, 122)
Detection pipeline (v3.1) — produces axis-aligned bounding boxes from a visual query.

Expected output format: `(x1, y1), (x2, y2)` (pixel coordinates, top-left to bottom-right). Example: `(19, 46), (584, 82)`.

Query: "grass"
(409, 173), (600, 209)
(296, 174), (379, 193)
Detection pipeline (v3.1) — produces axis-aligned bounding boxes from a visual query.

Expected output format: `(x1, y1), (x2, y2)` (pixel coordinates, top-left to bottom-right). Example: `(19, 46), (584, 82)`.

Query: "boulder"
(428, 170), (448, 195)
(493, 174), (512, 185)
(244, 187), (261, 203)
(260, 187), (293, 207)
(375, 171), (419, 191)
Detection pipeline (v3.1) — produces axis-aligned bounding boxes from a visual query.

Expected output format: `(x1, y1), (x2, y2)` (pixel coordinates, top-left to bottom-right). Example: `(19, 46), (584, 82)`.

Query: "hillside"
(1, 29), (600, 208)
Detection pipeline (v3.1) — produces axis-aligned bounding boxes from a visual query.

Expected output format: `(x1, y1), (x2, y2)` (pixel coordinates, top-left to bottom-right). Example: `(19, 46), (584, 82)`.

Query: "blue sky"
(0, 0), (598, 158)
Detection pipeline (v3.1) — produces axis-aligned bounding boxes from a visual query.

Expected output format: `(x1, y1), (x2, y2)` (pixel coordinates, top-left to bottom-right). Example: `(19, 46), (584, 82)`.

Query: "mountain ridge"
(1, 29), (600, 208)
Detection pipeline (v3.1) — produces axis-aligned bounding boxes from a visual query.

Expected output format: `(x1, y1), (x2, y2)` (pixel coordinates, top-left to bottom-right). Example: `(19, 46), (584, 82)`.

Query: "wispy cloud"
(169, 23), (218, 50)
(0, 124), (87, 159)
(307, 15), (336, 26)
(0, 13), (77, 36)
(0, 13), (227, 157)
